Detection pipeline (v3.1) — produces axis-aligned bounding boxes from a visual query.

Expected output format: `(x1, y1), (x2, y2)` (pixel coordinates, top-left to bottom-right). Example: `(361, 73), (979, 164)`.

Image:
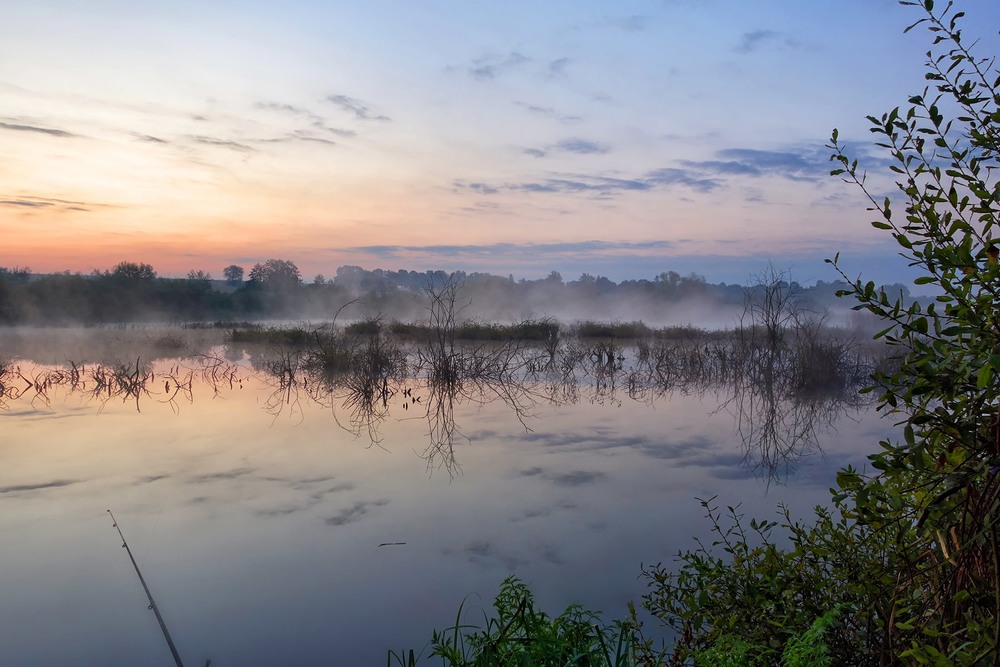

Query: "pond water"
(0, 329), (897, 666)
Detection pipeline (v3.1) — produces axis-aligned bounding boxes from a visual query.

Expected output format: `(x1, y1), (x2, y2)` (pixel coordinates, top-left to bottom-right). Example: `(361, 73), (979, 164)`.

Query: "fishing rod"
(107, 509), (186, 667)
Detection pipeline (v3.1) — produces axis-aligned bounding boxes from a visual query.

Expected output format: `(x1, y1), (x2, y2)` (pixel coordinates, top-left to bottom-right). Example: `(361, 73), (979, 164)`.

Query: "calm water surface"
(0, 331), (896, 666)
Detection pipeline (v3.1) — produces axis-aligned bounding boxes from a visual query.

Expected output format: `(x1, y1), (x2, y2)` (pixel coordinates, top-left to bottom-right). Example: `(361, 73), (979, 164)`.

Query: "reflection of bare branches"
(89, 357), (154, 412)
(415, 365), (543, 478)
(0, 352), (242, 414)
(2, 324), (887, 482)
(415, 344), (545, 477)
(584, 341), (623, 406)
(621, 329), (878, 482)
(421, 378), (464, 477)
(408, 275), (550, 476)
(303, 319), (408, 446)
(720, 329), (872, 482)
(255, 348), (306, 424)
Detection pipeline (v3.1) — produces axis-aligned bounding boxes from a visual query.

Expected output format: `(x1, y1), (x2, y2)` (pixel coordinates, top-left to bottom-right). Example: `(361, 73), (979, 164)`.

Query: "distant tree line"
(0, 259), (908, 327)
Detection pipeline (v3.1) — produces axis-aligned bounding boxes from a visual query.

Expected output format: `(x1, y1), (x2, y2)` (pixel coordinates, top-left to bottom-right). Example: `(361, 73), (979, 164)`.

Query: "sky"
(2, 0), (999, 287)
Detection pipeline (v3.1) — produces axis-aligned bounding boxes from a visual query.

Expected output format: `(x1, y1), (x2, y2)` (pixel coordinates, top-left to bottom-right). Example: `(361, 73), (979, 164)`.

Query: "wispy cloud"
(517, 102), (555, 115)
(190, 135), (257, 153)
(348, 240), (676, 262)
(255, 99), (356, 138)
(132, 133), (169, 144)
(0, 195), (112, 213)
(513, 101), (582, 124)
(325, 94), (391, 122)
(736, 29), (800, 53)
(680, 147), (827, 182)
(259, 130), (339, 147)
(522, 137), (611, 158)
(255, 100), (312, 116)
(454, 164), (719, 197)
(466, 51), (531, 80)
(548, 57), (572, 77)
(553, 138), (609, 154)
(476, 145), (830, 199)
(0, 120), (78, 137)
(0, 199), (53, 208)
(601, 15), (650, 31)
(314, 123), (356, 138)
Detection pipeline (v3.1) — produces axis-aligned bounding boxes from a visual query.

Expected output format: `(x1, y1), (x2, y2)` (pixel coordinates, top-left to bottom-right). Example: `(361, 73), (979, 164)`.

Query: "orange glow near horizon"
(4, 1), (980, 285)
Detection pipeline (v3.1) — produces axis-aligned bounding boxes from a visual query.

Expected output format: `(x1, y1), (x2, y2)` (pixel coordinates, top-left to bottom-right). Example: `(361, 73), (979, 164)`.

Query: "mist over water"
(0, 322), (899, 665)
(0, 263), (911, 334)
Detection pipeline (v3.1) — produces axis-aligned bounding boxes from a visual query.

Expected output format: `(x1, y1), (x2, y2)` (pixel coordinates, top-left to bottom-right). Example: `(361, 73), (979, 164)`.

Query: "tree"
(111, 261), (156, 281)
(824, 1), (1000, 660)
(223, 265), (244, 285)
(186, 269), (212, 282)
(640, 3), (1000, 664)
(247, 259), (301, 289)
(0, 266), (31, 284)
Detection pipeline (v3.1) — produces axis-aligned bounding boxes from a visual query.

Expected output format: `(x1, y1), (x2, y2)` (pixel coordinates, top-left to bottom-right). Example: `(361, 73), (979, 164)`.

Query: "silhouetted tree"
(248, 259), (301, 289)
(111, 261), (156, 281)
(223, 264), (244, 285)
(0, 266), (31, 284)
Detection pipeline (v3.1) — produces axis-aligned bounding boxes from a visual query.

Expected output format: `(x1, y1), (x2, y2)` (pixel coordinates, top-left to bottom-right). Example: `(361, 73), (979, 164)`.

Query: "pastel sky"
(2, 1), (998, 286)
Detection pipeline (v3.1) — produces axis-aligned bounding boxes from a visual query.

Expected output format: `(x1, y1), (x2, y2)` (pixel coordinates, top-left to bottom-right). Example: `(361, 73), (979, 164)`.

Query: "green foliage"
(780, 608), (838, 667)
(690, 608), (839, 667)
(692, 635), (765, 667)
(391, 577), (648, 666)
(824, 0), (1000, 661)
(642, 3), (1000, 666)
(641, 498), (887, 666)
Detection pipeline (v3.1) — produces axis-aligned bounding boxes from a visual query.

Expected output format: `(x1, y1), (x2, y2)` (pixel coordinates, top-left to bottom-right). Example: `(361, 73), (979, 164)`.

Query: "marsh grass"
(388, 319), (560, 342)
(574, 320), (652, 339)
(225, 324), (315, 346)
(388, 577), (650, 667)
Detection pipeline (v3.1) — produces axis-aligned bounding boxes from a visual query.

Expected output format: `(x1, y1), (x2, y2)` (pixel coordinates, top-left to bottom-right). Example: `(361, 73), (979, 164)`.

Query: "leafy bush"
(391, 577), (646, 666)
(825, 0), (1000, 661)
(641, 2), (1000, 664)
(640, 499), (886, 666)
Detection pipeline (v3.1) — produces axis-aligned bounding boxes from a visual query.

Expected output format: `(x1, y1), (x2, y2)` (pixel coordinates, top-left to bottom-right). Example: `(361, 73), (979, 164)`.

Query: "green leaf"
(977, 364), (992, 388)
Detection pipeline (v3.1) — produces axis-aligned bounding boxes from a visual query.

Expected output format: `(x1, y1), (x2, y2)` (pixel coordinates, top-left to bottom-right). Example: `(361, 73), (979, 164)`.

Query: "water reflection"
(2, 328), (879, 481)
(0, 328), (896, 667)
(0, 352), (241, 414)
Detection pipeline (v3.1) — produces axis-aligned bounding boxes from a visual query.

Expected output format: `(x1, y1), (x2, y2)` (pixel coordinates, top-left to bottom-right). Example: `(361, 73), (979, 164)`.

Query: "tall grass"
(388, 577), (652, 666)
